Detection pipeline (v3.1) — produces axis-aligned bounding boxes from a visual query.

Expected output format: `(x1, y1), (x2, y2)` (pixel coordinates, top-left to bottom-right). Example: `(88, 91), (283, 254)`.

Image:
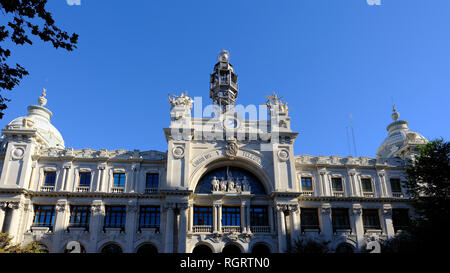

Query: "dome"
(376, 108), (427, 159)
(2, 90), (65, 149)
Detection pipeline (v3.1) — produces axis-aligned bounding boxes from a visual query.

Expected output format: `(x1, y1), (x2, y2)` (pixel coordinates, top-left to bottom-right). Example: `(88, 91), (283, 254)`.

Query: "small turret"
(209, 50), (239, 112)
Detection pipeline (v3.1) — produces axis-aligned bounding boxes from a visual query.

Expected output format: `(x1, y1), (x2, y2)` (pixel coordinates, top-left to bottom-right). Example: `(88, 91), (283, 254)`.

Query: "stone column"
(164, 203), (175, 253)
(53, 200), (69, 252)
(319, 169), (330, 196)
(276, 205), (287, 253)
(129, 164), (139, 193)
(125, 200), (138, 252)
(240, 203), (246, 233)
(382, 204), (395, 238)
(320, 203), (333, 240)
(347, 170), (356, 197)
(62, 163), (72, 191)
(88, 201), (104, 253)
(178, 203), (188, 253)
(288, 205), (299, 246)
(351, 204), (365, 250)
(0, 202), (6, 232)
(5, 202), (22, 242)
(212, 204), (218, 233)
(187, 203), (193, 233)
(268, 204), (275, 234)
(246, 204), (251, 233)
(96, 164), (105, 192)
(377, 171), (387, 197)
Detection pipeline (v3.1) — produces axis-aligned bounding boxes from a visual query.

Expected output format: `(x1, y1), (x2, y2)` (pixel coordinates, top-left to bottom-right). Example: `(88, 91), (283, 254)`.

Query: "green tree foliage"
(0, 0), (78, 118)
(0, 232), (48, 253)
(290, 237), (331, 254)
(382, 139), (450, 252)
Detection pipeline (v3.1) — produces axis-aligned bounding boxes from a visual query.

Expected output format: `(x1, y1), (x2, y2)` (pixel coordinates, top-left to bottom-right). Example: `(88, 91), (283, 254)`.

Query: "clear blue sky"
(1, 0), (449, 158)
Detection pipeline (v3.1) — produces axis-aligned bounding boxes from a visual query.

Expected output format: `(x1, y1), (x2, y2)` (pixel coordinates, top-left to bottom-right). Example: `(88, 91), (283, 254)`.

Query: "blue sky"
(1, 0), (449, 157)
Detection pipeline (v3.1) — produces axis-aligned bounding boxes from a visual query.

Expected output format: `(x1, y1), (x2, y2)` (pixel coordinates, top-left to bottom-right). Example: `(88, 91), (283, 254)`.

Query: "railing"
(392, 192), (403, 198)
(222, 226), (241, 233)
(301, 191), (314, 196)
(77, 186), (90, 192)
(111, 187), (124, 193)
(363, 192), (374, 198)
(333, 191), (344, 197)
(145, 187), (158, 194)
(40, 186), (55, 192)
(193, 226), (212, 233)
(250, 226), (270, 233)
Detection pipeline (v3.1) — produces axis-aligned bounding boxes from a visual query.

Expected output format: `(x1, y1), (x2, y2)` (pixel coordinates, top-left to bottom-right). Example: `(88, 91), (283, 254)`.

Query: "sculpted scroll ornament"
(225, 139), (238, 159)
(277, 149), (290, 162)
(172, 146), (185, 159)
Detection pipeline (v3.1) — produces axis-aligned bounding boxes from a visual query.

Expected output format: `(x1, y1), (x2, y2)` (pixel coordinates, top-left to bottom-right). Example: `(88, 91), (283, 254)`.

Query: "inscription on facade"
(191, 149), (262, 168)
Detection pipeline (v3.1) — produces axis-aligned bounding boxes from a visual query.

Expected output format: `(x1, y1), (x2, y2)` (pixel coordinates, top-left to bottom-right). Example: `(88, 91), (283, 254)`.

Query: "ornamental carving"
(172, 146), (185, 159)
(277, 149), (290, 162)
(56, 203), (67, 212)
(321, 204), (331, 215)
(382, 204), (392, 216)
(91, 204), (104, 215)
(168, 92), (193, 108)
(11, 147), (25, 160)
(352, 205), (362, 215)
(225, 139), (238, 159)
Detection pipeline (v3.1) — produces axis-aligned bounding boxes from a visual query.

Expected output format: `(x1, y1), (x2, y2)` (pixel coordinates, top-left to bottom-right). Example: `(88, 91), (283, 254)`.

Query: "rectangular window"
(361, 178), (373, 192)
(362, 209), (381, 230)
(301, 177), (313, 191)
(113, 173), (125, 188)
(390, 178), (402, 193)
(332, 177), (343, 192)
(69, 206), (90, 229)
(139, 206), (160, 229)
(104, 206), (126, 229)
(33, 205), (55, 229)
(43, 171), (56, 187)
(332, 208), (350, 230)
(392, 209), (410, 232)
(222, 207), (240, 226)
(250, 206), (269, 226)
(145, 173), (159, 189)
(301, 208), (319, 231)
(79, 172), (91, 187)
(194, 206), (213, 226)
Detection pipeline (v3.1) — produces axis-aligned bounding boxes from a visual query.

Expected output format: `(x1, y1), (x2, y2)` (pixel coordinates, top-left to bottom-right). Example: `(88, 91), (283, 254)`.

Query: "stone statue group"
(211, 175), (251, 193)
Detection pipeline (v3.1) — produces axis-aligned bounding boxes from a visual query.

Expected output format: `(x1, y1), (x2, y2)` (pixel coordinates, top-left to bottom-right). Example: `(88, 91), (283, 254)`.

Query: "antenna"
(346, 126), (352, 156)
(350, 114), (357, 157)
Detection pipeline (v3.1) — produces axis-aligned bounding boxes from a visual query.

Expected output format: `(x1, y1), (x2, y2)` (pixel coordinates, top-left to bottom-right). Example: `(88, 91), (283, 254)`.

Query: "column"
(268, 204), (275, 234)
(246, 204), (251, 233)
(178, 203), (188, 253)
(164, 203), (175, 253)
(0, 202), (6, 232)
(96, 164), (105, 192)
(351, 204), (365, 250)
(319, 169), (329, 196)
(53, 200), (69, 252)
(347, 170), (356, 197)
(213, 204), (218, 233)
(377, 171), (387, 197)
(320, 203), (333, 240)
(5, 202), (22, 243)
(62, 164), (71, 191)
(129, 164), (139, 193)
(125, 201), (138, 252)
(289, 205), (300, 246)
(240, 203), (246, 233)
(187, 203), (193, 233)
(87, 201), (104, 253)
(382, 204), (395, 238)
(276, 205), (287, 253)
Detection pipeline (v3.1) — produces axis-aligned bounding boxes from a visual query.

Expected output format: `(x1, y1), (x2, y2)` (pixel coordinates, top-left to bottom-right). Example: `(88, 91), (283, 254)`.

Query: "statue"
(220, 178), (227, 192)
(168, 92), (193, 107)
(211, 176), (220, 192)
(227, 179), (235, 192)
(242, 176), (250, 192)
(235, 179), (242, 192)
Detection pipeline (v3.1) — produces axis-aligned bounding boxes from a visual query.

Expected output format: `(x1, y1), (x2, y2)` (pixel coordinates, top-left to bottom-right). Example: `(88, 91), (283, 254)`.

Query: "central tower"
(209, 50), (239, 112)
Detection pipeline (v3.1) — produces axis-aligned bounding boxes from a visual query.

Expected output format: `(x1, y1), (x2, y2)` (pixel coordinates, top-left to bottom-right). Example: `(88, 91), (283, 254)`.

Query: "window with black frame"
(332, 208), (350, 231)
(362, 209), (381, 230)
(43, 171), (56, 187)
(33, 205), (55, 230)
(104, 206), (126, 230)
(222, 207), (240, 226)
(145, 173), (159, 189)
(301, 177), (313, 191)
(331, 177), (343, 192)
(139, 206), (160, 230)
(79, 172), (91, 187)
(193, 206), (212, 226)
(392, 209), (410, 232)
(300, 208), (320, 231)
(69, 206), (90, 229)
(113, 173), (125, 188)
(361, 178), (373, 193)
(250, 206), (269, 226)
(390, 178), (402, 193)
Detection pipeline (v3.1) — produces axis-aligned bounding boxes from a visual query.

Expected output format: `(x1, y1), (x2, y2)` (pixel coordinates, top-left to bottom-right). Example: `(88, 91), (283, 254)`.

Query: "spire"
(391, 104), (399, 121)
(38, 88), (48, 107)
(209, 50), (239, 112)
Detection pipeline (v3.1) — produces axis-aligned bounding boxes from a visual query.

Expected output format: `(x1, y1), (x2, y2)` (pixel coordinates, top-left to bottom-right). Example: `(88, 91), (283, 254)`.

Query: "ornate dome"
(376, 106), (427, 159)
(3, 90), (65, 148)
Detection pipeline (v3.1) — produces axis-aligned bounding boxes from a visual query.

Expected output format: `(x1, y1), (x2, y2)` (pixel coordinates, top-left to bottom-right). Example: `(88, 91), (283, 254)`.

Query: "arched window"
(195, 166), (265, 195)
(101, 243), (123, 253)
(222, 244), (242, 254)
(192, 244), (213, 254)
(251, 243), (271, 254)
(136, 243), (158, 254)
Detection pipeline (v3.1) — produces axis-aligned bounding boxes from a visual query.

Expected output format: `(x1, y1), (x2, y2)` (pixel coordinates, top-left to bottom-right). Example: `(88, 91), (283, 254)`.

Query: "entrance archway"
(192, 244), (213, 254)
(222, 244), (242, 254)
(101, 243), (123, 253)
(335, 243), (354, 253)
(251, 243), (271, 254)
(136, 243), (158, 254)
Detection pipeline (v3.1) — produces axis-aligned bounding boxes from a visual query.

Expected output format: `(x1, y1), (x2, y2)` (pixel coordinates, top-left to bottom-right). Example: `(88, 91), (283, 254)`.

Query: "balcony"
(193, 225), (212, 233)
(250, 226), (270, 233)
(363, 192), (374, 198)
(300, 191), (314, 196)
(333, 191), (345, 197)
(111, 187), (124, 193)
(222, 226), (241, 233)
(392, 192), (403, 198)
(144, 187), (158, 194)
(40, 186), (55, 192)
(77, 186), (90, 192)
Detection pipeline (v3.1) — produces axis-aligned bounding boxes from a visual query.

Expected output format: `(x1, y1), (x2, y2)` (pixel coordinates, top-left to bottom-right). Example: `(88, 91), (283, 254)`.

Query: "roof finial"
(391, 104), (399, 121)
(38, 88), (48, 107)
(218, 49), (230, 62)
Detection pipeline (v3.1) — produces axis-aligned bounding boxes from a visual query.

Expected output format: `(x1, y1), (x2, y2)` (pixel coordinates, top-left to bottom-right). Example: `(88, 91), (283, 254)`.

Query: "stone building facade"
(0, 51), (427, 253)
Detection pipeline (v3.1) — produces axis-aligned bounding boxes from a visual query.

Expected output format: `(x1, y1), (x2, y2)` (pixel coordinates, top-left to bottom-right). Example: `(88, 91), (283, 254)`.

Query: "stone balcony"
(193, 225), (212, 233)
(40, 186), (55, 192)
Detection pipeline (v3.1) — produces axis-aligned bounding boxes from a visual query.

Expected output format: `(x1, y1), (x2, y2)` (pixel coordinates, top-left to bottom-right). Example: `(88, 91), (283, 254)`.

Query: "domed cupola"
(1, 89), (65, 149)
(376, 105), (427, 160)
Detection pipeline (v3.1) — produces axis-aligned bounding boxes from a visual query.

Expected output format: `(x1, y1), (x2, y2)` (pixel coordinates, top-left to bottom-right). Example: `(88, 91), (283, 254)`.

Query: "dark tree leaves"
(0, 0), (78, 118)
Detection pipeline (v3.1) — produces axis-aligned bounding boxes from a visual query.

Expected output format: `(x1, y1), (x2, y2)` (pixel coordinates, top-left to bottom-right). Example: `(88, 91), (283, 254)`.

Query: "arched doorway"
(251, 243), (271, 254)
(136, 243), (158, 254)
(335, 243), (354, 254)
(192, 244), (213, 254)
(101, 243), (123, 253)
(222, 244), (242, 254)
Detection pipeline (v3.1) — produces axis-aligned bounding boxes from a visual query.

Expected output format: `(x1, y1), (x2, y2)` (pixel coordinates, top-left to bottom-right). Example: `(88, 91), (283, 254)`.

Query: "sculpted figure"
(211, 176), (219, 192)
(235, 179), (242, 192)
(228, 180), (235, 192)
(220, 178), (227, 192)
(242, 176), (250, 192)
